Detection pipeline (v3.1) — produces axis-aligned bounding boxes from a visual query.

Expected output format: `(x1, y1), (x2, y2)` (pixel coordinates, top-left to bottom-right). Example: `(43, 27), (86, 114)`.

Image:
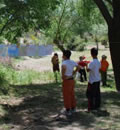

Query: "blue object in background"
(0, 44), (8, 56)
(8, 45), (19, 57)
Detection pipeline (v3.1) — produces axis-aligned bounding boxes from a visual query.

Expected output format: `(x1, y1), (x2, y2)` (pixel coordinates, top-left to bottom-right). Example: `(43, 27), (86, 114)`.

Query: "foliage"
(0, 0), (111, 52)
(45, 0), (107, 51)
(0, 63), (57, 95)
(0, 0), (60, 43)
(0, 0), (108, 51)
(66, 35), (86, 51)
(0, 65), (12, 95)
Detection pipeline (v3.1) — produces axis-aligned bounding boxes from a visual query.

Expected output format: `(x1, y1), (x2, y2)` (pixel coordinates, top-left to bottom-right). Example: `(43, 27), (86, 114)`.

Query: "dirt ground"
(14, 48), (112, 73)
(14, 56), (53, 72)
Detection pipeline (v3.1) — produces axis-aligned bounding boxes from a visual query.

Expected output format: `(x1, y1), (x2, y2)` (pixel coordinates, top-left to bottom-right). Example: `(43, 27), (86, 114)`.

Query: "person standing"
(78, 56), (87, 82)
(100, 55), (109, 86)
(61, 50), (79, 115)
(86, 48), (101, 112)
(51, 53), (60, 82)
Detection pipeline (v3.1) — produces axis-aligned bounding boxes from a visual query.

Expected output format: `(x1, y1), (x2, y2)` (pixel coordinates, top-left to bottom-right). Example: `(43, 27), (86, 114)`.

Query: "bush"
(0, 64), (10, 94)
(101, 40), (108, 48)
(66, 36), (86, 51)
(75, 43), (86, 51)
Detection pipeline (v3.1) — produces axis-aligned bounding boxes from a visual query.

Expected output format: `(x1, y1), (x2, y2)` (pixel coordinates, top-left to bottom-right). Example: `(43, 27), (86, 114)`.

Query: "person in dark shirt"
(78, 56), (88, 82)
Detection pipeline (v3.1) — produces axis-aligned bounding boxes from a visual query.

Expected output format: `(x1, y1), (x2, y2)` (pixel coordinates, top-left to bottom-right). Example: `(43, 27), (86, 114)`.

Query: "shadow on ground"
(0, 82), (115, 130)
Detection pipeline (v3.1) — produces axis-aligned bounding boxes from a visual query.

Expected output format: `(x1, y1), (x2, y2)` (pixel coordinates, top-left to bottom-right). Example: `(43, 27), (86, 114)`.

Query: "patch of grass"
(0, 64), (60, 95)
(0, 124), (11, 130)
(0, 78), (120, 130)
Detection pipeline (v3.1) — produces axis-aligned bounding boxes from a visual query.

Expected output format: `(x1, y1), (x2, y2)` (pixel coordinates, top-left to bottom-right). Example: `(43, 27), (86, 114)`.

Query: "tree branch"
(62, 17), (81, 43)
(55, 0), (68, 40)
(93, 0), (112, 26)
(0, 11), (18, 35)
(53, 39), (65, 52)
(0, 19), (11, 35)
(52, 0), (68, 52)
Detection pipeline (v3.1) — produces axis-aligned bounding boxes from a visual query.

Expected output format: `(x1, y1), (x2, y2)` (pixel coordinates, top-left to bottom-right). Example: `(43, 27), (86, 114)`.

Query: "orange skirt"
(62, 79), (76, 109)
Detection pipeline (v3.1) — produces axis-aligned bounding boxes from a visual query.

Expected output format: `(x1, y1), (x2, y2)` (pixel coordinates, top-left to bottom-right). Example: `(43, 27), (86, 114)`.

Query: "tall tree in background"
(47, 0), (95, 52)
(91, 0), (120, 91)
(48, 0), (79, 52)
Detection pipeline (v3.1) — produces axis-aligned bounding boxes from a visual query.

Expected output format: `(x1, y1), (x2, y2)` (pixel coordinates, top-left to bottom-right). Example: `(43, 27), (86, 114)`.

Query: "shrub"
(66, 36), (86, 51)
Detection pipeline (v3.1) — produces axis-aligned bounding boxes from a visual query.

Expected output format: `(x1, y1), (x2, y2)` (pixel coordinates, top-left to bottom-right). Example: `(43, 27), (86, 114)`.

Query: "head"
(102, 55), (107, 60)
(79, 56), (83, 61)
(91, 48), (98, 58)
(63, 50), (71, 60)
(54, 53), (58, 57)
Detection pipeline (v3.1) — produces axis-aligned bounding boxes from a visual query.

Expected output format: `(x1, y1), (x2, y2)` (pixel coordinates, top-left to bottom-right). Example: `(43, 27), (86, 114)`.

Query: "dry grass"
(14, 48), (112, 73)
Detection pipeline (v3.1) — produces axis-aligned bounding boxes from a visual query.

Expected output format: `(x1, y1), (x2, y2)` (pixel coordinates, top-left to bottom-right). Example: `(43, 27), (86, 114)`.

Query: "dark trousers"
(101, 71), (107, 86)
(79, 69), (87, 82)
(86, 81), (101, 111)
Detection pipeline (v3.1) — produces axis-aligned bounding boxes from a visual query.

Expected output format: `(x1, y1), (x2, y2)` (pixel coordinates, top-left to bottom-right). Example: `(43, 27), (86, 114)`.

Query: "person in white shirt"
(86, 48), (101, 112)
(61, 50), (79, 116)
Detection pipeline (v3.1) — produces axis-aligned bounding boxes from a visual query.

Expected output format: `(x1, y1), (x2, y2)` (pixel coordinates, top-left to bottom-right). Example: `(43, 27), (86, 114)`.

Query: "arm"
(99, 68), (102, 72)
(86, 63), (90, 72)
(57, 58), (59, 64)
(73, 65), (80, 75)
(107, 61), (109, 70)
(51, 57), (53, 63)
(61, 65), (67, 80)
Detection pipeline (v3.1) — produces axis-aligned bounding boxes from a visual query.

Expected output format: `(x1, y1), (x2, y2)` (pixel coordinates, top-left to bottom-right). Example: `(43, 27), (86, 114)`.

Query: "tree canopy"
(0, 0), (60, 42)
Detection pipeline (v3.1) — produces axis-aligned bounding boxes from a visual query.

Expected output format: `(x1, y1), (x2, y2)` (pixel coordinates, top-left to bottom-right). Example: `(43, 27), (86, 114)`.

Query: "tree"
(91, 0), (120, 91)
(0, 0), (60, 43)
(47, 0), (96, 52)
(47, 0), (75, 52)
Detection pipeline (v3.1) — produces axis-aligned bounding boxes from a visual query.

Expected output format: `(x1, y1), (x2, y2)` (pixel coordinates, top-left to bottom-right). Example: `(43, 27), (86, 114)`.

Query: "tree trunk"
(93, 0), (120, 91)
(53, 39), (65, 52)
(108, 0), (120, 91)
(95, 38), (99, 50)
(108, 20), (120, 91)
(109, 42), (120, 91)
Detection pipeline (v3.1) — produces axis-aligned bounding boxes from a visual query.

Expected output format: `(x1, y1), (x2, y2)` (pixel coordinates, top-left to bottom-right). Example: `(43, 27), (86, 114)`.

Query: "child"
(51, 53), (60, 82)
(61, 50), (79, 116)
(100, 55), (109, 86)
(78, 56), (87, 82)
(86, 48), (101, 112)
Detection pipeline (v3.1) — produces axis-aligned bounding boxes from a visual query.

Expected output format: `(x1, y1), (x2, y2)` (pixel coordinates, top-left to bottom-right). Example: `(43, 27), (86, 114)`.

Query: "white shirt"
(88, 59), (101, 84)
(62, 59), (78, 76)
